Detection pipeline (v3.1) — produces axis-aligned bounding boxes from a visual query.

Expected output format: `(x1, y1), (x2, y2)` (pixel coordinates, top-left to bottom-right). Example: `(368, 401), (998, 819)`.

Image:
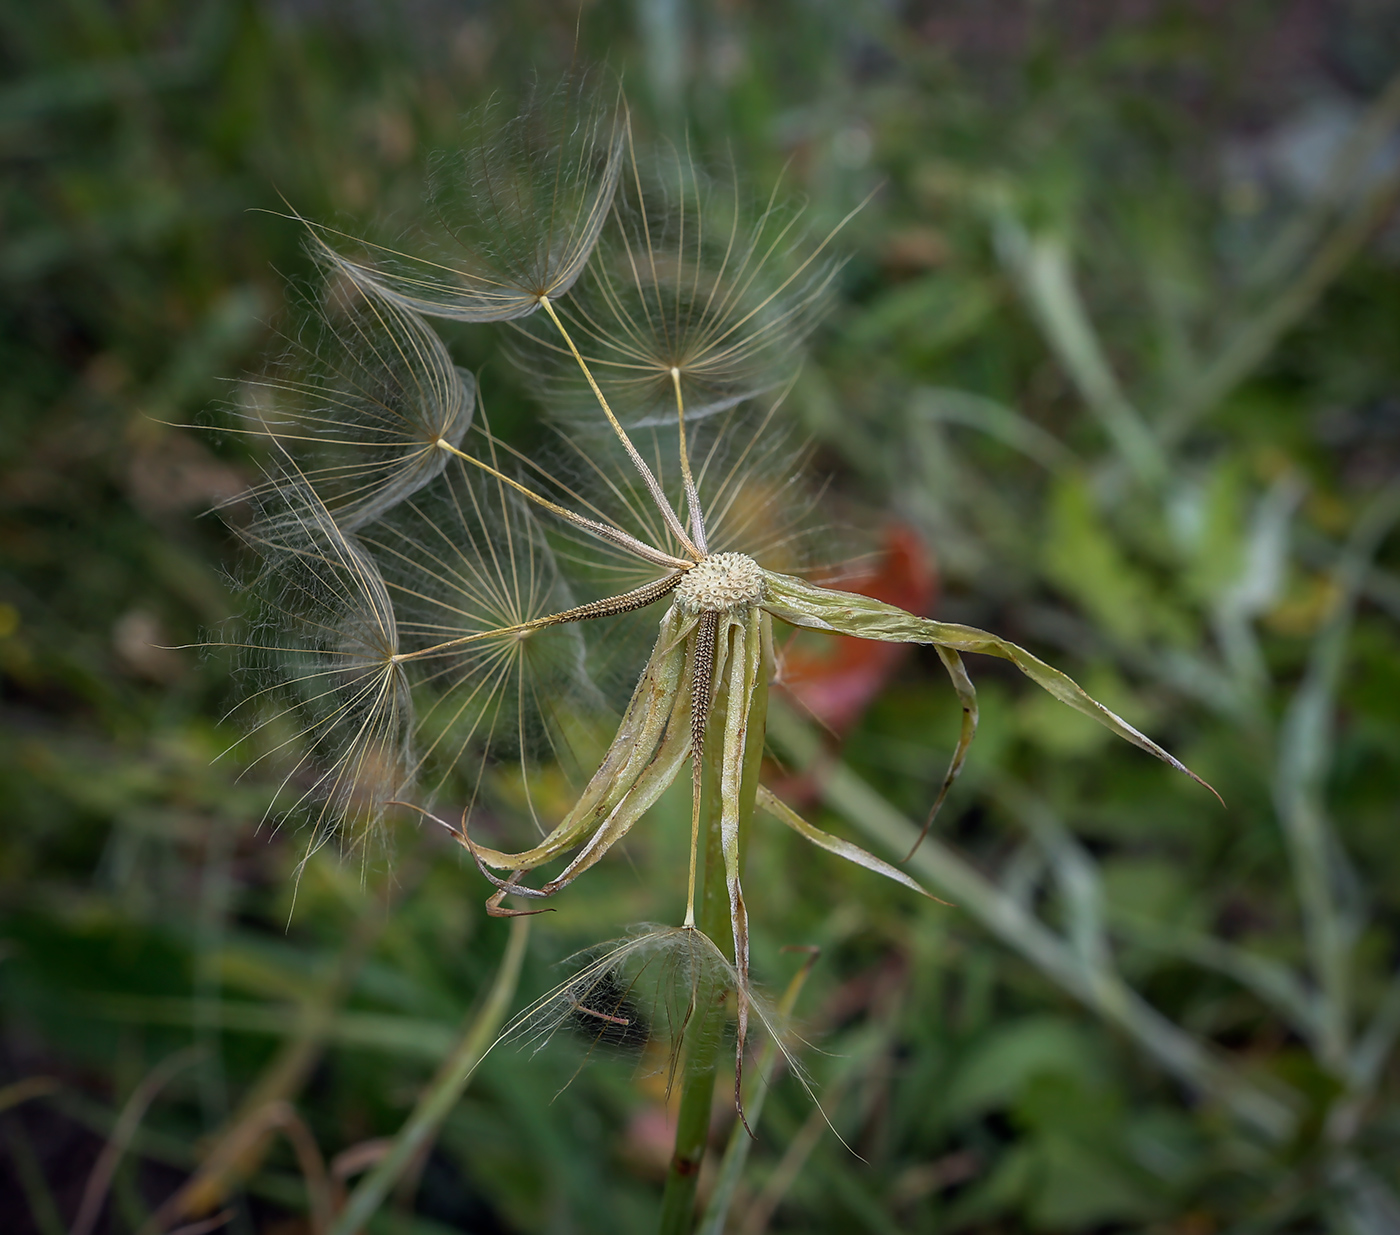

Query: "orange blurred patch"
(776, 524), (937, 738)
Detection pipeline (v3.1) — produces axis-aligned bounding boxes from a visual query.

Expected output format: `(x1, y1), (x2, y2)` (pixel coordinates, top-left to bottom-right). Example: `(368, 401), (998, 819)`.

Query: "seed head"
(673, 552), (765, 614)
(219, 80), (1215, 1128)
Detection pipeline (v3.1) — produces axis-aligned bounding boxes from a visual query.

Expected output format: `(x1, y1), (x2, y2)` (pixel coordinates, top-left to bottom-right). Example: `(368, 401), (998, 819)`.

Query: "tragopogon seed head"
(216, 78), (1215, 1133)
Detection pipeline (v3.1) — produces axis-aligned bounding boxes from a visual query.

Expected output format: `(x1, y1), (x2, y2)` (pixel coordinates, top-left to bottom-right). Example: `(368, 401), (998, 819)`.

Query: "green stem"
(328, 916), (529, 1235)
(657, 743), (730, 1234)
(658, 617), (770, 1234)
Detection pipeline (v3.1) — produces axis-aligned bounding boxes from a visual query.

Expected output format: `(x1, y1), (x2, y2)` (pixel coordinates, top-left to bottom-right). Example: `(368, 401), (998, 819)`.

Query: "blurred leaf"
(842, 271), (999, 365)
(943, 1015), (1104, 1121)
(1044, 472), (1164, 644)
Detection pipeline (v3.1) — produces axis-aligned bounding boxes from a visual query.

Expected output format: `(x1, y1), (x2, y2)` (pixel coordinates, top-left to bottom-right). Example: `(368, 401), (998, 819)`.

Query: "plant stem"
(328, 916), (530, 1235)
(657, 744), (729, 1235)
(659, 619), (770, 1234)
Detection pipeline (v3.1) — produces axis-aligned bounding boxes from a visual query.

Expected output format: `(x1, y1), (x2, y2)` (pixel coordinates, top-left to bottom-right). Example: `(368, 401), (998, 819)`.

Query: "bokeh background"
(5, 2), (1400, 1231)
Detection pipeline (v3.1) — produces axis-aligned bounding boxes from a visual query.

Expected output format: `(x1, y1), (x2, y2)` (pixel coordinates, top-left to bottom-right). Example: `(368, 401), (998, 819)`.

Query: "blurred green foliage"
(4, 1), (1400, 1232)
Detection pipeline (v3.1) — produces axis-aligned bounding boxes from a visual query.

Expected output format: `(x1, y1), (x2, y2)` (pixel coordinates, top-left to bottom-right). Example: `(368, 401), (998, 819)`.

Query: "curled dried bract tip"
(317, 73), (626, 323)
(482, 872), (558, 920)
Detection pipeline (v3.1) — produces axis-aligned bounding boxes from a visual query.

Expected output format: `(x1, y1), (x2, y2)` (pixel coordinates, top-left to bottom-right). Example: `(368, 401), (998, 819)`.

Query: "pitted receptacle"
(673, 552), (766, 615)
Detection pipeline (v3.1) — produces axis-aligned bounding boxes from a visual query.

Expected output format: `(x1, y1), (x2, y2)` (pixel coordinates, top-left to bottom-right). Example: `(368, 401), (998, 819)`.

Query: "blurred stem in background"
(328, 916), (529, 1235)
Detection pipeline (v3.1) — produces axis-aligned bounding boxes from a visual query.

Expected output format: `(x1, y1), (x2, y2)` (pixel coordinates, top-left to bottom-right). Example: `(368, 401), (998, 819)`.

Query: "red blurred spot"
(777, 525), (938, 736)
